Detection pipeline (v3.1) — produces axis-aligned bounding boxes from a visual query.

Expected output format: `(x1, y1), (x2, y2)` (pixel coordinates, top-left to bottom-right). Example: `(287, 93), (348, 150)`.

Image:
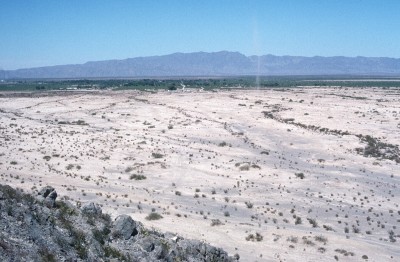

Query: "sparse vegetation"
(245, 201), (254, 209)
(145, 212), (163, 220)
(307, 218), (318, 228)
(151, 152), (164, 159)
(130, 174), (146, 180)
(211, 219), (223, 226)
(1, 83), (398, 262)
(245, 232), (263, 242)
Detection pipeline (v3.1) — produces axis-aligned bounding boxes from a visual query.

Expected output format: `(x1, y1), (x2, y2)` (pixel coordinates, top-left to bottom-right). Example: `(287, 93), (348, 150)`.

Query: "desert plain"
(0, 87), (399, 261)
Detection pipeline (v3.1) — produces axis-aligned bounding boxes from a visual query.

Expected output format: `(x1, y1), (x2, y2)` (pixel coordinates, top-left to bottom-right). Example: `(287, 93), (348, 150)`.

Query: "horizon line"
(2, 51), (400, 71)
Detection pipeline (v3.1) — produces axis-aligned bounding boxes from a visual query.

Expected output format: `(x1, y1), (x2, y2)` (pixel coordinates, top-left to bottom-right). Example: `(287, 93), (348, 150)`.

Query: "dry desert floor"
(0, 87), (399, 261)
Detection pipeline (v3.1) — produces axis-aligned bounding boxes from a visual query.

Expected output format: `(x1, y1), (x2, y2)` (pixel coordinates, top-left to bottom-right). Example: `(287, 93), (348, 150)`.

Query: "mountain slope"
(3, 51), (400, 78)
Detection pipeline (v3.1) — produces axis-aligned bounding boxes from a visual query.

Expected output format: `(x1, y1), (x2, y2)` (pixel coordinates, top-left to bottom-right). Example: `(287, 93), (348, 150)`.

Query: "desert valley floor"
(0, 87), (399, 261)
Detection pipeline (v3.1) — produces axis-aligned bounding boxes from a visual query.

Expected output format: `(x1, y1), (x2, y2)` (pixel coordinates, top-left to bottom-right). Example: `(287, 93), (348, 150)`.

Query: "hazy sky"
(1, 0), (399, 69)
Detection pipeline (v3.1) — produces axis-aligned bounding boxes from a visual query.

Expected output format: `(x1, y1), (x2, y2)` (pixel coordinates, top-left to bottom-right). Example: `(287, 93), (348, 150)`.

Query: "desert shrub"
(302, 237), (315, 246)
(335, 249), (355, 256)
(74, 120), (87, 125)
(314, 235), (328, 244)
(130, 174), (146, 180)
(323, 224), (334, 231)
(71, 229), (87, 259)
(287, 236), (298, 243)
(358, 135), (400, 163)
(307, 218), (318, 227)
(92, 228), (110, 245)
(246, 233), (263, 242)
(388, 230), (396, 242)
(145, 212), (163, 220)
(218, 141), (228, 147)
(125, 166), (134, 173)
(152, 152), (164, 159)
(57, 201), (76, 218)
(101, 213), (112, 226)
(245, 201), (253, 209)
(239, 165), (249, 171)
(211, 219), (223, 226)
(104, 245), (128, 260)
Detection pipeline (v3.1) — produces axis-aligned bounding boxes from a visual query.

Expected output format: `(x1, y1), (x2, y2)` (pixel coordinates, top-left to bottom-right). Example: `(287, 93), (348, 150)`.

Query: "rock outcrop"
(0, 184), (238, 261)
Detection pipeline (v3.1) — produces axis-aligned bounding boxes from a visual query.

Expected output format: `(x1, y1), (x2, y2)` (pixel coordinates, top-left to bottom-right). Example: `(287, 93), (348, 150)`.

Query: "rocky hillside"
(0, 184), (238, 261)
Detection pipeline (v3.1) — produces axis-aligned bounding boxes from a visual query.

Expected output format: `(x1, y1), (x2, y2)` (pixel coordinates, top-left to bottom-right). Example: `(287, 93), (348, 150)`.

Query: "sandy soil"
(0, 87), (399, 261)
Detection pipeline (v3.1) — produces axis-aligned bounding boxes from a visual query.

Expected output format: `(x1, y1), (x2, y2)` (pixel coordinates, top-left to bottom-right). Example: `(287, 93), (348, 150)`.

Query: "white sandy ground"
(0, 87), (399, 261)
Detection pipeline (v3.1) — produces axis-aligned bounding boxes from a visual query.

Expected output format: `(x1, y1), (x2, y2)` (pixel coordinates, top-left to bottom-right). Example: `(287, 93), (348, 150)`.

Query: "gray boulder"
(38, 186), (55, 198)
(81, 202), (102, 216)
(112, 215), (137, 240)
(38, 186), (57, 207)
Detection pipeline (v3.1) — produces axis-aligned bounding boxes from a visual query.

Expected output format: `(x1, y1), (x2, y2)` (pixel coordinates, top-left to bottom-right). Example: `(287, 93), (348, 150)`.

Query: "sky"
(1, 0), (399, 70)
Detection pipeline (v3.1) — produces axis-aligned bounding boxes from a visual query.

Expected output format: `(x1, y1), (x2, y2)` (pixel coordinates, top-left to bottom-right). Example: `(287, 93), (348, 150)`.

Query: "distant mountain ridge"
(2, 51), (400, 79)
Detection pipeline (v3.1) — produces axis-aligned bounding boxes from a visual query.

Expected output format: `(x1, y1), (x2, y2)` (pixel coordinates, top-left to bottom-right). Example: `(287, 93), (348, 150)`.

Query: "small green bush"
(130, 174), (146, 180)
(307, 218), (318, 227)
(246, 232), (263, 242)
(152, 152), (164, 159)
(104, 245), (128, 260)
(145, 212), (163, 220)
(218, 141), (228, 147)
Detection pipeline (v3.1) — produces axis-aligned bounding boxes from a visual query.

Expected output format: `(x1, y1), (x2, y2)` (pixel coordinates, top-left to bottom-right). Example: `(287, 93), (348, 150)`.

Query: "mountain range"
(2, 51), (400, 79)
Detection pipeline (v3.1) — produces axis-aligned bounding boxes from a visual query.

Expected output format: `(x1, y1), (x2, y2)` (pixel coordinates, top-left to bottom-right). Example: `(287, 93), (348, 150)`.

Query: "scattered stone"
(38, 186), (57, 207)
(38, 186), (55, 198)
(81, 202), (102, 216)
(112, 214), (138, 240)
